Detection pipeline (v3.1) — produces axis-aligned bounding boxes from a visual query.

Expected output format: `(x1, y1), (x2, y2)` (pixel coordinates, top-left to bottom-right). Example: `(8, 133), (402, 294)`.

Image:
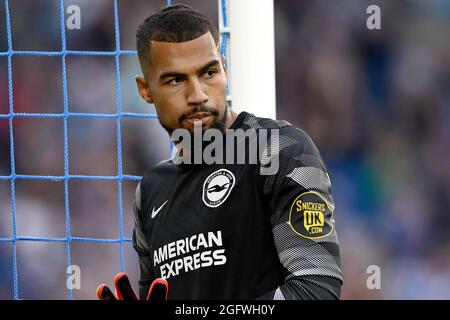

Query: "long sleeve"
(132, 182), (155, 300)
(258, 127), (343, 300)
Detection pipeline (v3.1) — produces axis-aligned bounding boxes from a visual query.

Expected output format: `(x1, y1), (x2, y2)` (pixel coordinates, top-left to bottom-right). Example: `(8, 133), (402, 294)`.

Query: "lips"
(185, 112), (212, 120)
(184, 112), (214, 127)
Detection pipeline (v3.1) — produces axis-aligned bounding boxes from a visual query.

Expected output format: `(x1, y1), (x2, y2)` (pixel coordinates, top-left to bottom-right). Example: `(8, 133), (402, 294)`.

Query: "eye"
(167, 78), (183, 85)
(204, 70), (217, 78)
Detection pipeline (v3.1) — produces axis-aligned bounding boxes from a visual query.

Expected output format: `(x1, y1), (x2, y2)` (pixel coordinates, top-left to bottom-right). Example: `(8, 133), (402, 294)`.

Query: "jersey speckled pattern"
(132, 111), (343, 299)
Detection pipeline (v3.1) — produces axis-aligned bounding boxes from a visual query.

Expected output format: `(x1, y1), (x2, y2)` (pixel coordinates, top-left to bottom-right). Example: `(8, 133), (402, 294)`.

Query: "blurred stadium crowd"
(1, 0), (450, 299)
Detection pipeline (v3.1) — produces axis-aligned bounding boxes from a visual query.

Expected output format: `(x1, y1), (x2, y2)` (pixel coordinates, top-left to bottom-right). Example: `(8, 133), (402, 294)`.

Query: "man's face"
(136, 32), (228, 135)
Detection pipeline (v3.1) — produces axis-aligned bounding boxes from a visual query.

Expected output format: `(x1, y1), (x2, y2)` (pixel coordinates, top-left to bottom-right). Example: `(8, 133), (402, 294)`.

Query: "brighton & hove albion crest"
(202, 169), (235, 208)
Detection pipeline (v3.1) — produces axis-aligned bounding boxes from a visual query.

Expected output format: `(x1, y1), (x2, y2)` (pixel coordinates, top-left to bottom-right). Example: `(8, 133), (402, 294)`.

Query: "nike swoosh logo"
(151, 200), (168, 219)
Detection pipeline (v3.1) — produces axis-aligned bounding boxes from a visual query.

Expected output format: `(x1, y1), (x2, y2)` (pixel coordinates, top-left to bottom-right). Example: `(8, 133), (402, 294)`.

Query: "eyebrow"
(158, 59), (221, 82)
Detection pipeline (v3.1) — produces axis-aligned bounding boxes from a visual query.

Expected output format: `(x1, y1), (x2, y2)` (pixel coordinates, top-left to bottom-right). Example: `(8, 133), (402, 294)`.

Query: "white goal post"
(219, 0), (277, 120)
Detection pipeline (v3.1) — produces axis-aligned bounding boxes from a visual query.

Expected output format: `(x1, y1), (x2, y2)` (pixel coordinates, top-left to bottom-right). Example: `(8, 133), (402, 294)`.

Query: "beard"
(158, 103), (230, 164)
(159, 103), (229, 137)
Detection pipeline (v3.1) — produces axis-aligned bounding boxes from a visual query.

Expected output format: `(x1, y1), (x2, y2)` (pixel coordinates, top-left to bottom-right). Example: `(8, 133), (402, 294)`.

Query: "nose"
(186, 79), (208, 106)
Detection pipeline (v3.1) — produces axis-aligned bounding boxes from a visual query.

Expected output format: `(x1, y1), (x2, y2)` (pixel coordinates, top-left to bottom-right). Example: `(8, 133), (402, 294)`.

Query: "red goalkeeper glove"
(96, 272), (168, 300)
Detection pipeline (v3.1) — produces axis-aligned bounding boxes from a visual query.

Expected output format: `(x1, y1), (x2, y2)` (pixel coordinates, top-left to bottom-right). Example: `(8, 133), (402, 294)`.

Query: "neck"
(225, 108), (239, 130)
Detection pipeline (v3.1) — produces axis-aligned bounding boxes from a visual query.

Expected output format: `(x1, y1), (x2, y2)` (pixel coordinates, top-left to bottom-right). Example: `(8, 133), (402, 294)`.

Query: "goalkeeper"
(98, 4), (342, 300)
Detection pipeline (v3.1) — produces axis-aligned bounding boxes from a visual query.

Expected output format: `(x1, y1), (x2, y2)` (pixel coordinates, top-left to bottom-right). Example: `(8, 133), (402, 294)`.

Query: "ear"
(221, 56), (228, 77)
(135, 76), (154, 104)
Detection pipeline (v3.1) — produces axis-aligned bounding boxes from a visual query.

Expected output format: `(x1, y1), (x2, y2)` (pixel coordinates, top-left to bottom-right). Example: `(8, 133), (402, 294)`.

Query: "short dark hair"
(136, 4), (220, 69)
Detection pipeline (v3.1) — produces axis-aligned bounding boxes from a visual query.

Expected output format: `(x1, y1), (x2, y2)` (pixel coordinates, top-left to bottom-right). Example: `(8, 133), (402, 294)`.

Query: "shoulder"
(242, 112), (316, 149)
(136, 159), (176, 197)
(140, 159), (173, 185)
(239, 112), (293, 130)
(245, 113), (324, 169)
(134, 159), (175, 216)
